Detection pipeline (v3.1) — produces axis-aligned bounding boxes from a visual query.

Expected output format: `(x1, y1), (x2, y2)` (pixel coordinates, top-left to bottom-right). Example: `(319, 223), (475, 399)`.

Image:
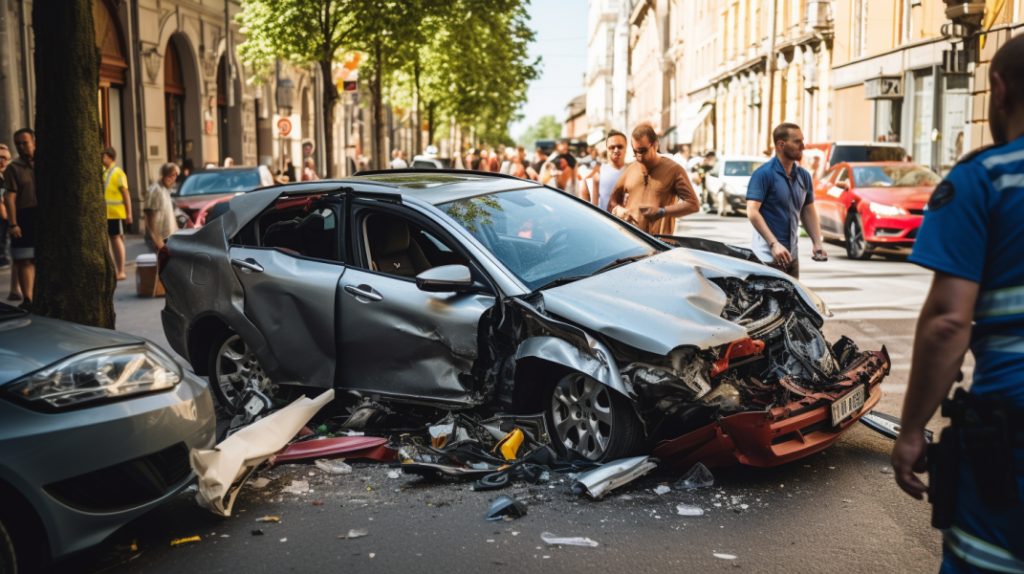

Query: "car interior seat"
(262, 218), (304, 253)
(297, 210), (337, 261)
(365, 213), (432, 278)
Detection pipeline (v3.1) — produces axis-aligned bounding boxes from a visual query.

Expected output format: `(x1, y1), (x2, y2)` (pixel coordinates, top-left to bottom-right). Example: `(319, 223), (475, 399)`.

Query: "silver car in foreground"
(159, 170), (888, 468)
(0, 303), (215, 572)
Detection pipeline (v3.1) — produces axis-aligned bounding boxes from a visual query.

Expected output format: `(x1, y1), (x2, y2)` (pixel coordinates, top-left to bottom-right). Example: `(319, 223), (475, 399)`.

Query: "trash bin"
(136, 253), (165, 297)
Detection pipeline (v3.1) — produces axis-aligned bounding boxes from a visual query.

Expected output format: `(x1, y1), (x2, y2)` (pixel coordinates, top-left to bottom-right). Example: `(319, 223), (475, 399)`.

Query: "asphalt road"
(49, 213), (950, 574)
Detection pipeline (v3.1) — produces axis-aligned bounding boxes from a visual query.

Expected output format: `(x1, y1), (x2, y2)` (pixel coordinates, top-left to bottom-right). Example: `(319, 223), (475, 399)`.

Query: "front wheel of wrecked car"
(208, 331), (273, 414)
(548, 373), (644, 462)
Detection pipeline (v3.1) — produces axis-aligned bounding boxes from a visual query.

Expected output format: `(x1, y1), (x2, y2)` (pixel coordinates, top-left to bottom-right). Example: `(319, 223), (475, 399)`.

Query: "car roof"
(192, 166), (264, 173)
(716, 155), (768, 162)
(266, 170), (542, 206)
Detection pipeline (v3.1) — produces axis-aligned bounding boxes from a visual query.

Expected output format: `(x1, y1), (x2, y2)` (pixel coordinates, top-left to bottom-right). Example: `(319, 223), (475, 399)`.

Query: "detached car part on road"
(158, 170), (889, 470)
(0, 303), (216, 572)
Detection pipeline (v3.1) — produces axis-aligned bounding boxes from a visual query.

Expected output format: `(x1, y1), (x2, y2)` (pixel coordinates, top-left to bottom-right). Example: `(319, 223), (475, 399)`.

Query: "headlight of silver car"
(6, 344), (182, 409)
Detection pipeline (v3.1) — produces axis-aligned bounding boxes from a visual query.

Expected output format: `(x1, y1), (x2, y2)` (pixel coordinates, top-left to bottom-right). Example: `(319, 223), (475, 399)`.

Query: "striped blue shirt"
(910, 134), (1024, 406)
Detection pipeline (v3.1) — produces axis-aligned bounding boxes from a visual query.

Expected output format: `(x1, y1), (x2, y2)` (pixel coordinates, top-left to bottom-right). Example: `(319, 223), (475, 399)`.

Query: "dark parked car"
(0, 303), (215, 571)
(158, 171), (889, 469)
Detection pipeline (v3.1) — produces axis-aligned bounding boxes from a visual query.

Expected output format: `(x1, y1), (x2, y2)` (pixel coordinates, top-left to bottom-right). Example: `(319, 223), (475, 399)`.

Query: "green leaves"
(519, 115), (562, 148)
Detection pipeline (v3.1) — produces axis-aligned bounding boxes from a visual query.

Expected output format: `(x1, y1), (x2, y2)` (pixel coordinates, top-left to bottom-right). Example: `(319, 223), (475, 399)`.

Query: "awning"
(586, 130), (606, 146)
(677, 102), (713, 145)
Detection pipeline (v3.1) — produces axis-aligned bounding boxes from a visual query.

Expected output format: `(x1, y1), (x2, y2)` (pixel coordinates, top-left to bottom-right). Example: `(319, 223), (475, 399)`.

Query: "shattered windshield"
(440, 188), (659, 290)
(852, 165), (941, 188)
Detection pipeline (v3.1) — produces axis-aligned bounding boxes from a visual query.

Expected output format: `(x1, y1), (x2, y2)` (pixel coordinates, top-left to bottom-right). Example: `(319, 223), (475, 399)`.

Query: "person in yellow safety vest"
(102, 147), (132, 280)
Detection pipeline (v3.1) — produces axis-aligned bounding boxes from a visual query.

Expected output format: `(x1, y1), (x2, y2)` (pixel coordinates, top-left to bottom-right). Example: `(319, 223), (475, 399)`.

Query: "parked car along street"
(813, 162), (940, 260)
(0, 303), (215, 572)
(704, 155), (767, 217)
(173, 166), (274, 227)
(801, 142), (908, 184)
(158, 170), (889, 468)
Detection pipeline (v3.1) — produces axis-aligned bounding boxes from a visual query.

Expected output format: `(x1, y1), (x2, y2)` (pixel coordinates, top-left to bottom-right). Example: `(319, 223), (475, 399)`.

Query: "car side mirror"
(415, 264), (474, 293)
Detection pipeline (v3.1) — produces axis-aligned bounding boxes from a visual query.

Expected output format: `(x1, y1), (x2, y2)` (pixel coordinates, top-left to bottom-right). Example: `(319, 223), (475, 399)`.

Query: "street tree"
(237, 0), (350, 177)
(31, 0), (116, 328)
(519, 115), (562, 148)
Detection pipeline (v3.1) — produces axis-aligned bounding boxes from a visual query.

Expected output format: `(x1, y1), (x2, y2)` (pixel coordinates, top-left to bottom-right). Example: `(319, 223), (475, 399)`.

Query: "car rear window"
(831, 145), (907, 164)
(722, 161), (765, 176)
(179, 170), (262, 196)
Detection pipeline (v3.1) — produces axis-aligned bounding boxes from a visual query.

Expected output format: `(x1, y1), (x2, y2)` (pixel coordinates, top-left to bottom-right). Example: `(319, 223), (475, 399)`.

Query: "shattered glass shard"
(487, 496), (528, 521)
(315, 459), (353, 474)
(676, 504), (704, 516)
(674, 463), (714, 490)
(541, 533), (599, 547)
(346, 529), (368, 539)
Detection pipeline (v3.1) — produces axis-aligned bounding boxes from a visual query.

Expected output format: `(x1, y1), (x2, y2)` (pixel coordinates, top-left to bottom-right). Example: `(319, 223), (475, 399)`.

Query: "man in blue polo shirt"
(892, 35), (1024, 574)
(746, 122), (826, 278)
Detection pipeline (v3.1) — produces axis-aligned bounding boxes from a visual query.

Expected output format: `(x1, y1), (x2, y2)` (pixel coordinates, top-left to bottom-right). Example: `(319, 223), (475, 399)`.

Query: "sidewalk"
(0, 234), (150, 298)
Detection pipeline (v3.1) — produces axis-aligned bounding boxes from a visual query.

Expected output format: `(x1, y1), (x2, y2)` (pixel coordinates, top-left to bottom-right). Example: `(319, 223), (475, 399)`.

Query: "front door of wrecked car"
(337, 202), (495, 404)
(228, 197), (346, 386)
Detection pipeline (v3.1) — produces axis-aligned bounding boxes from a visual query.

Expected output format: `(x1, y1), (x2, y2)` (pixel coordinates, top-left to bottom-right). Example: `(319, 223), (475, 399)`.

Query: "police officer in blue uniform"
(893, 34), (1024, 573)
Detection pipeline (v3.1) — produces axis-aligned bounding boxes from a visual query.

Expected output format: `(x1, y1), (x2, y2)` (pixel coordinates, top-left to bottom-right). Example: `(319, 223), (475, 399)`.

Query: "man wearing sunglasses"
(584, 130), (627, 211)
(608, 124), (699, 234)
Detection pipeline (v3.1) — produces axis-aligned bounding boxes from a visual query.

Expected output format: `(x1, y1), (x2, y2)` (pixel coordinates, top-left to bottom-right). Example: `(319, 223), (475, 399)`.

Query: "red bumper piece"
(654, 349), (890, 470)
(273, 436), (397, 464)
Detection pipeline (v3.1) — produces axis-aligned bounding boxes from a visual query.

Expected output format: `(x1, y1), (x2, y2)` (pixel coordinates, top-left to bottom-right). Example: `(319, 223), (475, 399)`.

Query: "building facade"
(0, 0), (346, 234)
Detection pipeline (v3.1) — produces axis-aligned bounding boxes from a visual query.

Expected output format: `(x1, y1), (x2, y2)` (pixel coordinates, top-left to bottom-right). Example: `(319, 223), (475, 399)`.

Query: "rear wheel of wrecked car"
(845, 215), (872, 260)
(548, 373), (644, 462)
(208, 331), (273, 414)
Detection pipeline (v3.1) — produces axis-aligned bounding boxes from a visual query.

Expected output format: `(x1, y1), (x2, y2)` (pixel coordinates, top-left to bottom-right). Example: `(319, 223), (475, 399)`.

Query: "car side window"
(360, 211), (467, 279)
(836, 168), (849, 185)
(255, 202), (344, 262)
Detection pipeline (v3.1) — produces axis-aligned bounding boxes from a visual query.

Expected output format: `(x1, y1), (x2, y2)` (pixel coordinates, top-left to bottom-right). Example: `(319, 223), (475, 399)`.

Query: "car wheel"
(0, 519), (15, 574)
(716, 191), (728, 217)
(547, 372), (644, 462)
(845, 216), (872, 260)
(207, 331), (273, 414)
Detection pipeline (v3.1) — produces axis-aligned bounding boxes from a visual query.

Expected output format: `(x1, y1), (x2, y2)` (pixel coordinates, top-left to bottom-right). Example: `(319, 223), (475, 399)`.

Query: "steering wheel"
(546, 228), (572, 259)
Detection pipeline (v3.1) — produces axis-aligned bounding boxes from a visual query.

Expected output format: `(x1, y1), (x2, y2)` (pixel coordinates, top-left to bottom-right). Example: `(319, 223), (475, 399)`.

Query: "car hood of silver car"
(539, 247), (831, 356)
(0, 311), (144, 383)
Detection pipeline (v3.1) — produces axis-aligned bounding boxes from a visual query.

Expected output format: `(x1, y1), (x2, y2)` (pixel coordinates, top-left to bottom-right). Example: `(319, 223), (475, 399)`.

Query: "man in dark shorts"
(4, 128), (36, 307)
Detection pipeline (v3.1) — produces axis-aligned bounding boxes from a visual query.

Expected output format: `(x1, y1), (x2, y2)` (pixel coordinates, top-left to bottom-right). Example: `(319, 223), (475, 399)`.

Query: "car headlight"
(5, 344), (182, 409)
(868, 202), (907, 217)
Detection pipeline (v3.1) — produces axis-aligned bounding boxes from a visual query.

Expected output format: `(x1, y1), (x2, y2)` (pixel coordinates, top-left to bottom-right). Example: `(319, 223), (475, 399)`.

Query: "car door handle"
(231, 258), (264, 273)
(344, 284), (383, 302)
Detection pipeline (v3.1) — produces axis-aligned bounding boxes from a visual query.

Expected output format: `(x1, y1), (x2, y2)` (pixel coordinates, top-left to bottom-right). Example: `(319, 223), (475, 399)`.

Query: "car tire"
(716, 191), (728, 217)
(207, 330), (273, 415)
(0, 519), (16, 574)
(546, 372), (645, 463)
(845, 215), (873, 260)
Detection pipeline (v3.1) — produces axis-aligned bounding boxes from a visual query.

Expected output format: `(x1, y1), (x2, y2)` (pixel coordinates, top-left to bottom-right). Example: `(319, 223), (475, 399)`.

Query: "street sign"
(278, 118), (293, 137)
(864, 76), (903, 99)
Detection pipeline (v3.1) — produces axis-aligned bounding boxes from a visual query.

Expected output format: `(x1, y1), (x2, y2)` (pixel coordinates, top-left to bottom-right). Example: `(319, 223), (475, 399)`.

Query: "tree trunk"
(318, 59), (339, 178)
(32, 0), (115, 328)
(372, 40), (386, 171)
(413, 57), (421, 156)
(427, 102), (435, 146)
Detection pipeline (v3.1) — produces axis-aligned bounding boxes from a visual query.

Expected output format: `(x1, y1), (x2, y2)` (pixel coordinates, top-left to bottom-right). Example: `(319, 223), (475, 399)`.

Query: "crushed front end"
(613, 275), (890, 470)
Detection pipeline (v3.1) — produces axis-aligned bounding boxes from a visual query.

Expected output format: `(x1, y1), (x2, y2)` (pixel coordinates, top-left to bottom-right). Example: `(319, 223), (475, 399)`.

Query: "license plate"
(831, 385), (866, 426)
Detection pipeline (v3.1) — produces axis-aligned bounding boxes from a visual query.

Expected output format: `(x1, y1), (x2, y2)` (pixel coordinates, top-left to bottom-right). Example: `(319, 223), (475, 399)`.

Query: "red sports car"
(813, 162), (940, 259)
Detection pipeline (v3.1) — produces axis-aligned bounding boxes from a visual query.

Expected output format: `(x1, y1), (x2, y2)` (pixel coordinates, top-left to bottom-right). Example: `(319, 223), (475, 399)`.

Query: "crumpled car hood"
(540, 247), (829, 355)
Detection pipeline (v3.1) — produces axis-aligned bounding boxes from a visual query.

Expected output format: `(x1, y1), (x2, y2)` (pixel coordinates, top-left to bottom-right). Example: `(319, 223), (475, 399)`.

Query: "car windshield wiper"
(536, 275), (590, 291)
(591, 253), (652, 275)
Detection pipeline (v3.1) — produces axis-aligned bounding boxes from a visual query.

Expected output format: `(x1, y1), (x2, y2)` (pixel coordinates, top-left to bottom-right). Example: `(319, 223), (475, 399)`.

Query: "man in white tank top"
(584, 130), (627, 211)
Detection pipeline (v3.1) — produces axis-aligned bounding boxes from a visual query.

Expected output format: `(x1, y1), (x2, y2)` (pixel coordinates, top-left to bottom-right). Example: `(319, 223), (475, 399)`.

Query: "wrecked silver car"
(159, 171), (889, 467)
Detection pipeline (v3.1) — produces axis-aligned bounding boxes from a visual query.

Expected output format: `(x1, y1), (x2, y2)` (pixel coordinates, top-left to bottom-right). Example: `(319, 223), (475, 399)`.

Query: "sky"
(509, 0), (590, 143)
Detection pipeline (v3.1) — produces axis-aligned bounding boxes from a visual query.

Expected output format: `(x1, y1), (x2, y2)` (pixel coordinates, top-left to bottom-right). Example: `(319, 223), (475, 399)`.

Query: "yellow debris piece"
(170, 536), (201, 547)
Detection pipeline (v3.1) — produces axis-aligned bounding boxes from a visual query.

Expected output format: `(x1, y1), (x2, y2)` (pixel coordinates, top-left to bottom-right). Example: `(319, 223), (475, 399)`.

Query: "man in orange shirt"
(608, 124), (700, 235)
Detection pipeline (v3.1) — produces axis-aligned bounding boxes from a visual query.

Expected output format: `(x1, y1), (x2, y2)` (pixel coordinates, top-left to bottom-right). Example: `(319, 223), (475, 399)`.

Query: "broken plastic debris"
(494, 428), (525, 460)
(860, 410), (935, 443)
(189, 390), (335, 517)
(653, 485), (671, 495)
(346, 529), (368, 539)
(429, 422), (455, 448)
(714, 553), (737, 560)
(387, 470), (401, 479)
(283, 480), (309, 494)
(674, 462), (714, 490)
(255, 516), (280, 523)
(315, 459), (353, 474)
(251, 530), (264, 536)
(676, 504), (704, 516)
(280, 538), (287, 543)
(487, 496), (528, 521)
(251, 477), (272, 488)
(541, 532), (599, 547)
(275, 436), (395, 463)
(571, 456), (658, 500)
(170, 536), (200, 547)
(312, 501), (324, 506)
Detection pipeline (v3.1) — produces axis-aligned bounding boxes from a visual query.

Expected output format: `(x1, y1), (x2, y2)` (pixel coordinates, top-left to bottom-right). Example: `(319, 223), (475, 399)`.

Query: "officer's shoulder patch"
(927, 180), (955, 211)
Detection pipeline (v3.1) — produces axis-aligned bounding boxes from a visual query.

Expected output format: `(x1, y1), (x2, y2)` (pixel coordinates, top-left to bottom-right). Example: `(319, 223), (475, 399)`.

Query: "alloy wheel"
(551, 373), (614, 460)
(845, 216), (870, 260)
(214, 334), (272, 410)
